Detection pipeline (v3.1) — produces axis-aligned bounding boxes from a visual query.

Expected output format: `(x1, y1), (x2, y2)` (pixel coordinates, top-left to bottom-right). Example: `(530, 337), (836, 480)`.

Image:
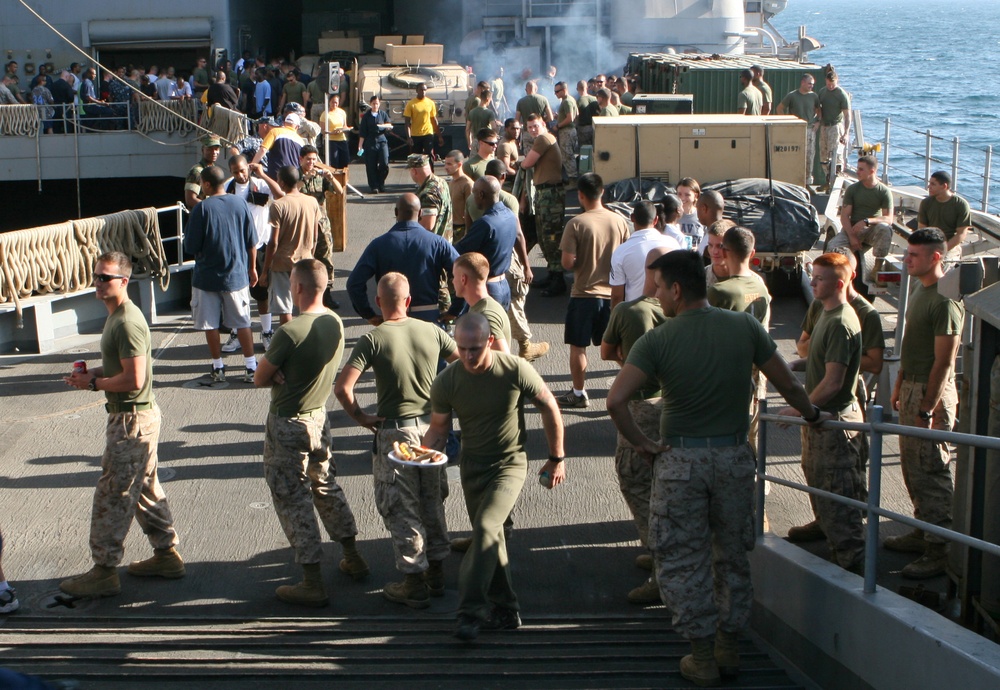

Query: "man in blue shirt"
(454, 176), (517, 310)
(347, 194), (460, 325)
(253, 68), (272, 118)
(182, 166), (259, 383)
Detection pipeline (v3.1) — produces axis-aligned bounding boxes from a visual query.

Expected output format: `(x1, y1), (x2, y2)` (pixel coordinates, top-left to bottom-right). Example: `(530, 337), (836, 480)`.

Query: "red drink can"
(73, 360), (87, 374)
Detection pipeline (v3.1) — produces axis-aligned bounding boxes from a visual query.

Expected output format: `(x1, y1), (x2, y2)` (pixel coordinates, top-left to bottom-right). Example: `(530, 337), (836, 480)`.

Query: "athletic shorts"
(269, 270), (293, 315)
(191, 286), (251, 331)
(564, 297), (611, 347)
(249, 249), (268, 302)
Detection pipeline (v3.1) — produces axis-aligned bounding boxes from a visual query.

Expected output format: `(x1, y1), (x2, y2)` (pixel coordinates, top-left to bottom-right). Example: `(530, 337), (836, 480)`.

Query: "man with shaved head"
(453, 176), (518, 310)
(336, 273), (459, 609)
(347, 193), (459, 325)
(696, 190), (726, 252)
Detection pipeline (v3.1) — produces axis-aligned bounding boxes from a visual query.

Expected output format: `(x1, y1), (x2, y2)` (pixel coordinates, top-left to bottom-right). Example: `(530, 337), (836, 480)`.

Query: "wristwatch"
(803, 404), (822, 423)
(88, 376), (98, 391)
(918, 409), (933, 421)
(548, 455), (565, 464)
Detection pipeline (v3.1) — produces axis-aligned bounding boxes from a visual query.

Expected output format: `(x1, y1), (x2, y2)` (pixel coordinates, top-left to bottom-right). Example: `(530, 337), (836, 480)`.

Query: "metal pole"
(73, 104), (81, 220)
(882, 118), (891, 185)
(863, 405), (884, 594)
(755, 399), (768, 538)
(324, 92), (330, 164)
(895, 267), (910, 348)
(983, 145), (993, 212)
(925, 129), (932, 187)
(952, 137), (960, 193)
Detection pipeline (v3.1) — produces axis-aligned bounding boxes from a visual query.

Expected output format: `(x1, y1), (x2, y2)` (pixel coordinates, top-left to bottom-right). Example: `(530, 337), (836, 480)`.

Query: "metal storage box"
(592, 114), (807, 187)
(631, 94), (694, 115)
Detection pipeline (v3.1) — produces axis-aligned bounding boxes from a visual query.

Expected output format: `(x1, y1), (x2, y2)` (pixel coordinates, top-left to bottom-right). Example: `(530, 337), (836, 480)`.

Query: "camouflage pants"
(558, 127), (578, 180)
(614, 398), (662, 548)
(90, 406), (178, 567)
(535, 186), (566, 273)
(578, 125), (594, 148)
(650, 444), (756, 640)
(507, 252), (532, 342)
(820, 122), (844, 171)
(805, 125), (817, 184)
(827, 223), (893, 260)
(374, 424), (450, 574)
(800, 405), (865, 568)
(459, 452), (527, 622)
(314, 216), (335, 287)
(898, 378), (958, 544)
(263, 410), (358, 564)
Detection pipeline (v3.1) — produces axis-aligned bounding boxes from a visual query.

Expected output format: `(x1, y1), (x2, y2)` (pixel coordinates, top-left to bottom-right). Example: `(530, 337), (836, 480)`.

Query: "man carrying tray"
(335, 273), (459, 609)
(423, 312), (566, 641)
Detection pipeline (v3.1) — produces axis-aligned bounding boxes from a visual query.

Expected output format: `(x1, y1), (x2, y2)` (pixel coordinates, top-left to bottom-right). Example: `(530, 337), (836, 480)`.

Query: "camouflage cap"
(201, 134), (222, 147)
(405, 153), (430, 169)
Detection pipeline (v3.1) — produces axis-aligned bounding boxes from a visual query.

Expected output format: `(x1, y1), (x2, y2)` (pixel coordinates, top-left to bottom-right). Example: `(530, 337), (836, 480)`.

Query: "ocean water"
(771, 0), (1000, 212)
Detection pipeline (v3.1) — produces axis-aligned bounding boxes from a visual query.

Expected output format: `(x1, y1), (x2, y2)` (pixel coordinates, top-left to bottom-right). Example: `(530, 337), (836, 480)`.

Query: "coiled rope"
(202, 104), (248, 145)
(137, 99), (199, 135)
(0, 208), (168, 327)
(0, 104), (40, 136)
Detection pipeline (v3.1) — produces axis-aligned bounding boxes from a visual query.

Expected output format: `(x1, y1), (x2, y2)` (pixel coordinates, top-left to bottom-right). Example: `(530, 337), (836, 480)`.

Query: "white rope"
(202, 104), (248, 145)
(0, 208), (168, 327)
(137, 99), (199, 135)
(0, 104), (40, 136)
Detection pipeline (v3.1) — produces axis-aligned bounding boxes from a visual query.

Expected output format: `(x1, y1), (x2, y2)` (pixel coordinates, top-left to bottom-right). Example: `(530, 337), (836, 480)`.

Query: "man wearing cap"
(184, 135), (224, 209)
(408, 154), (453, 238)
(252, 112), (305, 180)
(404, 83), (443, 169)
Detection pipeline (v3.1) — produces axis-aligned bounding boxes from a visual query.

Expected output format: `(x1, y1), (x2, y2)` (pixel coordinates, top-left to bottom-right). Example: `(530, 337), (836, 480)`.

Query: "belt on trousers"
(535, 182), (564, 190)
(409, 304), (439, 313)
(106, 401), (154, 414)
(902, 373), (930, 383)
(380, 415), (430, 429)
(663, 434), (746, 449)
(487, 275), (505, 283)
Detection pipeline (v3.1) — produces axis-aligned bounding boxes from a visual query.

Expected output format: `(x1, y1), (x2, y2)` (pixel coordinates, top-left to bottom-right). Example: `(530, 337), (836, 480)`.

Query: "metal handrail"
(756, 402), (1000, 594)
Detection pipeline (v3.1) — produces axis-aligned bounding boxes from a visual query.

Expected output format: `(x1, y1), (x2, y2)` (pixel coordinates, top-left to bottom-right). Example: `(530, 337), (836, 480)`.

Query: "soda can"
(538, 470), (552, 489)
(73, 360), (87, 374)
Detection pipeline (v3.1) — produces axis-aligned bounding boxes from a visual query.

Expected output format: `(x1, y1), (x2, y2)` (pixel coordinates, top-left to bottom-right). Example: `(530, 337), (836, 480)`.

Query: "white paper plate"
(388, 449), (448, 467)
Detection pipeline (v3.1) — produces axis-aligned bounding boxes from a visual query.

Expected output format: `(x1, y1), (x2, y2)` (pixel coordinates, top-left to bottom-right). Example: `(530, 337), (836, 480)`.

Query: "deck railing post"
(983, 145), (993, 212)
(756, 399), (768, 538)
(952, 137), (960, 193)
(863, 405), (885, 594)
(925, 129), (932, 187)
(882, 118), (891, 185)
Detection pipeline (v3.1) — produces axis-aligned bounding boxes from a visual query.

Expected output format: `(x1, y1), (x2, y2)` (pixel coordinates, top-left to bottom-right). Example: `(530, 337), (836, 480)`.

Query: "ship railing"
(757, 403), (1000, 603)
(1, 101), (205, 136)
(875, 117), (999, 215)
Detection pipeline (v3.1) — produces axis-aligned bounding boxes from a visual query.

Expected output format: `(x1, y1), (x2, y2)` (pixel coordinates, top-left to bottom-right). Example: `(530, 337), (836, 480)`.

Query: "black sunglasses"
(93, 273), (126, 283)
(483, 140), (499, 147)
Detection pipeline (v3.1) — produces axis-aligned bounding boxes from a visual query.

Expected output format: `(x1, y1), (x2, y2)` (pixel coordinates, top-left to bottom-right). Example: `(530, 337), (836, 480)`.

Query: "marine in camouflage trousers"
(800, 405), (865, 568)
(614, 397), (662, 549)
(314, 215), (335, 287)
(557, 127), (578, 180)
(91, 406), (178, 567)
(650, 443), (756, 640)
(898, 378), (958, 544)
(506, 251), (532, 342)
(374, 423), (451, 574)
(820, 122), (844, 174)
(535, 186), (566, 273)
(263, 409), (359, 564)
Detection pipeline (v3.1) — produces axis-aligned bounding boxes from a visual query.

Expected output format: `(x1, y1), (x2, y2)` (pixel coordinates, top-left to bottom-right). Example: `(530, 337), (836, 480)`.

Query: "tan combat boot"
(518, 339), (550, 362)
(715, 629), (740, 679)
(786, 520), (825, 543)
(627, 577), (662, 606)
(425, 560), (445, 597)
(450, 537), (472, 552)
(338, 536), (370, 581)
(60, 565), (121, 599)
(902, 542), (949, 580)
(680, 637), (721, 687)
(127, 547), (186, 579)
(276, 563), (328, 607)
(383, 573), (431, 609)
(884, 529), (926, 554)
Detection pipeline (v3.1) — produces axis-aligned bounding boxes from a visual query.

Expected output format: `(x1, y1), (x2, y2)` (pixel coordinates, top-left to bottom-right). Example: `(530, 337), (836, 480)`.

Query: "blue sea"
(771, 0), (1000, 212)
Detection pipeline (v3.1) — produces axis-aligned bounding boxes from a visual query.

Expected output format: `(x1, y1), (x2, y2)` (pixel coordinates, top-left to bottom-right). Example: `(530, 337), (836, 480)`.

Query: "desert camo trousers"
(374, 423), (450, 574)
(90, 405), (178, 567)
(614, 397), (661, 549)
(507, 252), (532, 342)
(650, 443), (756, 640)
(898, 378), (958, 544)
(801, 404), (866, 568)
(557, 127), (578, 180)
(263, 409), (358, 564)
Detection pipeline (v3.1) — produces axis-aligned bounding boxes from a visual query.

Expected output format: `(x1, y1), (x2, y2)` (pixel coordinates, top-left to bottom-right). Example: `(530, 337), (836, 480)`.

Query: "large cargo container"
(592, 114), (807, 187)
(625, 53), (825, 115)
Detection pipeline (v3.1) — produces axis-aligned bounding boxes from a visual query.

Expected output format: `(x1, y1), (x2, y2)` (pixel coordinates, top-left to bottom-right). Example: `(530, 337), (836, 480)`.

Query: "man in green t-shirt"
(462, 129), (497, 181)
(887, 229), (964, 579)
(779, 253), (865, 572)
(777, 75), (821, 184)
(750, 65), (772, 115)
(829, 154), (894, 287)
(553, 80), (579, 181)
(466, 89), (496, 153)
(607, 250), (818, 686)
(736, 70), (762, 116)
(453, 252), (511, 352)
(254, 259), (368, 607)
(576, 79), (597, 146)
(817, 70), (851, 184)
(424, 313), (565, 642)
(335, 273), (458, 609)
(60, 252), (183, 599)
(601, 246), (670, 606)
(514, 80), (553, 154)
(918, 170), (973, 259)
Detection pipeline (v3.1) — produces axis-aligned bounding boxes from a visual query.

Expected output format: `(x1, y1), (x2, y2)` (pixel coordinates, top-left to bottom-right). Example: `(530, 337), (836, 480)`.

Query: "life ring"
(387, 67), (446, 90)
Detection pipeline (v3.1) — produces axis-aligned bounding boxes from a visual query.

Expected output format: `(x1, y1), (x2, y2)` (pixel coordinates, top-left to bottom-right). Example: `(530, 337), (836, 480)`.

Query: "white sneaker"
(0, 587), (19, 614)
(221, 331), (241, 353)
(261, 331), (273, 351)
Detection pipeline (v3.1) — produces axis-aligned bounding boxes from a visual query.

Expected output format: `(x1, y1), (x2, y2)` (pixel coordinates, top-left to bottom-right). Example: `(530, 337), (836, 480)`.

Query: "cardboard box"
(318, 37), (364, 54)
(384, 44), (444, 65)
(374, 35), (403, 52)
(404, 35), (424, 45)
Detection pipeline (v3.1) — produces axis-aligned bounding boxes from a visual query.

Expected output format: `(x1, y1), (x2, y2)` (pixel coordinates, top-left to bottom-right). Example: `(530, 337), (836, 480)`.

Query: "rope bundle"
(137, 99), (198, 135)
(0, 208), (168, 326)
(0, 104), (40, 136)
(203, 104), (248, 146)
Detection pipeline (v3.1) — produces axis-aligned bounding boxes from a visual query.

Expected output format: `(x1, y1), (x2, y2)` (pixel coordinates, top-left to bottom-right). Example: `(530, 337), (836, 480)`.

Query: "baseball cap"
(284, 113), (303, 127)
(405, 154), (429, 169)
(283, 102), (305, 115)
(201, 134), (221, 148)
